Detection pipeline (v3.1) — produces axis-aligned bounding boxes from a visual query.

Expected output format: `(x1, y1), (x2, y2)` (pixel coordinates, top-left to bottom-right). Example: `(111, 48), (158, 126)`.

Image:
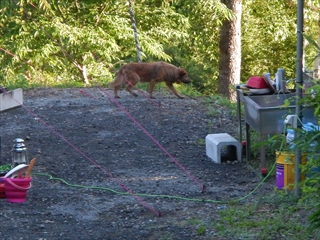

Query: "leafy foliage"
(0, 0), (190, 87)
(170, 0), (232, 95)
(2, 0), (320, 96)
(241, 0), (297, 82)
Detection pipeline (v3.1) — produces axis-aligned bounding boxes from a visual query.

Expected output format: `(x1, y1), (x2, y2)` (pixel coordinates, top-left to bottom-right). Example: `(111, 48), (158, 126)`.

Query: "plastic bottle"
(276, 68), (286, 92)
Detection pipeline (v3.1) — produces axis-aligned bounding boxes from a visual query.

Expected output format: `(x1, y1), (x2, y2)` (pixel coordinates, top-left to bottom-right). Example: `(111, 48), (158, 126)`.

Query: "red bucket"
(1, 177), (32, 203)
(0, 183), (5, 198)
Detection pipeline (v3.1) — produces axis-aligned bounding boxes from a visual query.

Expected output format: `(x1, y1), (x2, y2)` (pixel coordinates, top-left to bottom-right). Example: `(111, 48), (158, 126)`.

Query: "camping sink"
(243, 93), (317, 134)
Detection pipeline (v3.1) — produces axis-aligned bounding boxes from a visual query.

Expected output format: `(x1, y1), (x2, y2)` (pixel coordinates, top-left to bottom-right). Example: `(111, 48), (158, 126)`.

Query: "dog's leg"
(125, 72), (139, 97)
(125, 84), (138, 97)
(148, 79), (157, 98)
(114, 85), (120, 98)
(165, 82), (184, 99)
(109, 72), (124, 98)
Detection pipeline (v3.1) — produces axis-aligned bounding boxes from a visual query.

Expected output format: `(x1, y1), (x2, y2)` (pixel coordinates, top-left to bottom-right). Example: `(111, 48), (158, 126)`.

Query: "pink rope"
(97, 87), (205, 192)
(79, 90), (98, 100)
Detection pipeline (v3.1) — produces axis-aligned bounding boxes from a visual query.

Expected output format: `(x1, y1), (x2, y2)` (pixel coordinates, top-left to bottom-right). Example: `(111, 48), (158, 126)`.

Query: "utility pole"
(294, 0), (304, 197)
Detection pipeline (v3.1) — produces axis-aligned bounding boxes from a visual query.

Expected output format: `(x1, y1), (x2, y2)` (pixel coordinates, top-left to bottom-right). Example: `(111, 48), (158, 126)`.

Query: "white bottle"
(276, 68), (286, 92)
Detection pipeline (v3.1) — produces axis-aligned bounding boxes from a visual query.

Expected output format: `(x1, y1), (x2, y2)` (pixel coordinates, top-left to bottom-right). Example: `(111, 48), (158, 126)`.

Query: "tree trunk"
(73, 60), (90, 85)
(218, 0), (242, 102)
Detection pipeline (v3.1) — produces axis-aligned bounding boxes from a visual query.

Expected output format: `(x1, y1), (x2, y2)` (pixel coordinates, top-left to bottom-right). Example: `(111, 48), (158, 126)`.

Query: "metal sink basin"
(243, 93), (317, 134)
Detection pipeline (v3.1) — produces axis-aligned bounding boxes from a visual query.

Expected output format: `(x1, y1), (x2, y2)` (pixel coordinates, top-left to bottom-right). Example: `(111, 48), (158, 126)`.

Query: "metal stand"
(236, 89), (267, 170)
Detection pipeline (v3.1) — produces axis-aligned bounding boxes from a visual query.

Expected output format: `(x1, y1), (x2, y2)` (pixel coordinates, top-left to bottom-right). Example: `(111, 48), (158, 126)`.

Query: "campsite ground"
(0, 87), (291, 239)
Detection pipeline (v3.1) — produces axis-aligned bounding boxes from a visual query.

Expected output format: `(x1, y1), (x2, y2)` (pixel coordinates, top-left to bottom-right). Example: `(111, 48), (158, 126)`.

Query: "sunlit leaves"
(0, 0), (190, 85)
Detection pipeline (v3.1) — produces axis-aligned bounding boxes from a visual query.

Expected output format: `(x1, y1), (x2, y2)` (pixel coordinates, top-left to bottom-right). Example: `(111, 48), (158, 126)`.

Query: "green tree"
(0, 0), (189, 87)
(241, 0), (297, 82)
(169, 0), (233, 95)
(2, 0), (319, 98)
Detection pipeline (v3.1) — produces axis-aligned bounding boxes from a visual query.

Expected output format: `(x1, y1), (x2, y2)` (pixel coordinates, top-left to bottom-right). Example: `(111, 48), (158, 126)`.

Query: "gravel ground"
(0, 87), (274, 239)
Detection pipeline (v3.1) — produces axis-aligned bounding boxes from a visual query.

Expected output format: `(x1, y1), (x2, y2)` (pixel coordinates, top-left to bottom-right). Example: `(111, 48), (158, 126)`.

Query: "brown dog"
(108, 61), (191, 99)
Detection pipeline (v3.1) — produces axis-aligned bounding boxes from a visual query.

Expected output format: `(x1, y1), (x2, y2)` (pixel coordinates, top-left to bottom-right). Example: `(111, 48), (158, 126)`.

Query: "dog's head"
(179, 69), (191, 84)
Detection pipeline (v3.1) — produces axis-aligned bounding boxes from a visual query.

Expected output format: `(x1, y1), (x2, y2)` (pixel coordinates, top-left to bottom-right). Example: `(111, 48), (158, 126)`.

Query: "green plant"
(187, 218), (204, 225)
(281, 82), (320, 231)
(159, 233), (173, 240)
(207, 105), (219, 117)
(205, 95), (237, 116)
(212, 195), (318, 239)
(309, 203), (320, 231)
(4, 74), (28, 90)
(197, 138), (205, 145)
(187, 218), (207, 236)
(197, 225), (206, 235)
(176, 84), (202, 98)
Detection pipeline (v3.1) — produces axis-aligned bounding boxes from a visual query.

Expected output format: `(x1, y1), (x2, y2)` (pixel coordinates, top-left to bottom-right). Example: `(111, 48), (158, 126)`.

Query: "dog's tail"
(108, 71), (124, 88)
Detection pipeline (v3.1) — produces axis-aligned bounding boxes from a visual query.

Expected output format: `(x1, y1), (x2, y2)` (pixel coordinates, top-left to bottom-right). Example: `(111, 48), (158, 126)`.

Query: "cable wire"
(31, 171), (273, 204)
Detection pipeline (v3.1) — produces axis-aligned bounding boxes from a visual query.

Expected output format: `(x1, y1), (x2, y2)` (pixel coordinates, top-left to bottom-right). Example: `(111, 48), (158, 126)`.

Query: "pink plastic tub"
(1, 177), (32, 203)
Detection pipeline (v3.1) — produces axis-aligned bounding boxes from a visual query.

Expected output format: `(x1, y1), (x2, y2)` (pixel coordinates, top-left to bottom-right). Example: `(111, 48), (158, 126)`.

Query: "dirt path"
(0, 88), (273, 239)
